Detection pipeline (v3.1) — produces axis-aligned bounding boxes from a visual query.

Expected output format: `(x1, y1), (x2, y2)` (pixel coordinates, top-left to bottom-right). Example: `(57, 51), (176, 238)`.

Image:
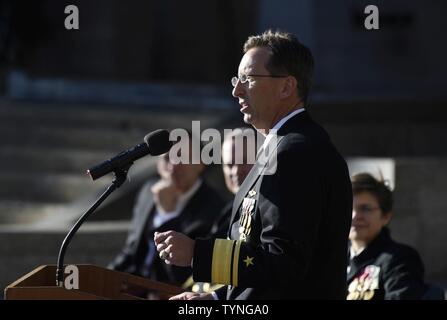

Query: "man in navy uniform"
(154, 30), (352, 300)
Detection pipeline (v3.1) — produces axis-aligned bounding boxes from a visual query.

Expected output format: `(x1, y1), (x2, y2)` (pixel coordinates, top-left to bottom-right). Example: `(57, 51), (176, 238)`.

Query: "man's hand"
(154, 230), (195, 267)
(169, 292), (213, 300)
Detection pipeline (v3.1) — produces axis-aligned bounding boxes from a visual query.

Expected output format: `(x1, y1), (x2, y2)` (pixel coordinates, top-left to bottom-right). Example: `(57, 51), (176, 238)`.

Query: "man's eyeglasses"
(231, 74), (288, 87)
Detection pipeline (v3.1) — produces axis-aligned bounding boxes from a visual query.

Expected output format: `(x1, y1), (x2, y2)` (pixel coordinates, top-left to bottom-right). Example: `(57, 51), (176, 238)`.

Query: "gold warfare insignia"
(239, 197), (256, 240)
(243, 256), (254, 267)
(347, 265), (380, 300)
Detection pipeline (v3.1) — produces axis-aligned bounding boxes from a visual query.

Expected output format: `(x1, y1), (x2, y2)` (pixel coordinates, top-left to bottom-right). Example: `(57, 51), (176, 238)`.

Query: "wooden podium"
(4, 264), (184, 300)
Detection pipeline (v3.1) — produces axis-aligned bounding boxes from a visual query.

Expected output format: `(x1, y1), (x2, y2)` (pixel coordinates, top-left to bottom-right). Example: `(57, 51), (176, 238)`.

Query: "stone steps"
(0, 102), (224, 131)
(0, 100), (232, 226)
(0, 125), (144, 151)
(0, 201), (73, 225)
(0, 172), (110, 203)
(0, 146), (111, 174)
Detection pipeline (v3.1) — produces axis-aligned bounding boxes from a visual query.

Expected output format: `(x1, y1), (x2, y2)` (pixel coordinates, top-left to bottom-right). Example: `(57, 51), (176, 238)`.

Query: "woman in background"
(347, 173), (427, 300)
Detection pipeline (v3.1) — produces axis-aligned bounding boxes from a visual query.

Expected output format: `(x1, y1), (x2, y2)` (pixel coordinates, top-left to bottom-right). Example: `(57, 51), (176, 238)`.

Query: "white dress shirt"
(152, 179), (202, 229)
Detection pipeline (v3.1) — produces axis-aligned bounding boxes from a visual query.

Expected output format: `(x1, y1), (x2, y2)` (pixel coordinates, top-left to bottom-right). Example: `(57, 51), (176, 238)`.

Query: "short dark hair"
(351, 173), (393, 214)
(243, 29), (314, 104)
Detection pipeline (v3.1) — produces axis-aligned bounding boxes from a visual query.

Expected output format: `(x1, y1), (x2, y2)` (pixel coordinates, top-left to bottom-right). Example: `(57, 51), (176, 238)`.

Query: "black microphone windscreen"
(144, 129), (172, 156)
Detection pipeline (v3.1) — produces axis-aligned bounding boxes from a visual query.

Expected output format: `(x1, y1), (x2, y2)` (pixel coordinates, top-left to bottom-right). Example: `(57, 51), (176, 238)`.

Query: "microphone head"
(144, 129), (173, 156)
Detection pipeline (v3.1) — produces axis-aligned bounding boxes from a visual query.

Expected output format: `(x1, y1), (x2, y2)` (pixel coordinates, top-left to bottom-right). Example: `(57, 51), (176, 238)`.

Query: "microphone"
(87, 129), (172, 180)
(57, 129), (172, 286)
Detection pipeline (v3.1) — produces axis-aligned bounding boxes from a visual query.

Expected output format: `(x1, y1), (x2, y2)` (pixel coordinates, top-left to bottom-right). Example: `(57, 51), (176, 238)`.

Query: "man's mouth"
(239, 101), (249, 112)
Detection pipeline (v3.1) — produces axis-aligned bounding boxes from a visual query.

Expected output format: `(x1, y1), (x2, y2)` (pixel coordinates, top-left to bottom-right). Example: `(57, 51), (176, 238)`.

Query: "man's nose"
(232, 80), (245, 98)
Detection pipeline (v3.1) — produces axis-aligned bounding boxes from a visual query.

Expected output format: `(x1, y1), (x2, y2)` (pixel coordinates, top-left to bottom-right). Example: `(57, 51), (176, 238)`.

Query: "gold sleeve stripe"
(181, 275), (194, 289)
(231, 240), (242, 287)
(211, 239), (235, 284)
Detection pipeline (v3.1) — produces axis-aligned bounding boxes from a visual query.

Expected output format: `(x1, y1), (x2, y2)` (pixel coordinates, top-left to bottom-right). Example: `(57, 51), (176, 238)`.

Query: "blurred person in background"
(210, 127), (258, 238)
(108, 132), (225, 297)
(347, 172), (443, 300)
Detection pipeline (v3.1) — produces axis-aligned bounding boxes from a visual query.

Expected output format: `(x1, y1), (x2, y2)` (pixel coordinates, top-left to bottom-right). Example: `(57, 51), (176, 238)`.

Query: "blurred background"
(0, 0), (446, 296)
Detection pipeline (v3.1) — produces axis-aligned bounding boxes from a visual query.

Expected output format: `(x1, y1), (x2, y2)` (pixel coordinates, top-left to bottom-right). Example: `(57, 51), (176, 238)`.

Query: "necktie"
(140, 235), (156, 278)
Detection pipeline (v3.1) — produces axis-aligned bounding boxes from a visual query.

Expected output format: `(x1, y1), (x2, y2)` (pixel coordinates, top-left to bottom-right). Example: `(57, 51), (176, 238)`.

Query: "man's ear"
(279, 76), (297, 99)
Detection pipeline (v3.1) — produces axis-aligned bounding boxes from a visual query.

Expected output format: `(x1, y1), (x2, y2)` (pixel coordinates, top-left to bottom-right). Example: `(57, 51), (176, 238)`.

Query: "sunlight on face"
(157, 139), (204, 193)
(222, 137), (254, 194)
(232, 47), (282, 130)
(349, 191), (391, 246)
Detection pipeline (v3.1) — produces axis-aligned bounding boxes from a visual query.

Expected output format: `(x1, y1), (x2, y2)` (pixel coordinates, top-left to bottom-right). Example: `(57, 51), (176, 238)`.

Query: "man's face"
(349, 191), (391, 245)
(222, 137), (254, 194)
(232, 47), (283, 131)
(156, 140), (204, 193)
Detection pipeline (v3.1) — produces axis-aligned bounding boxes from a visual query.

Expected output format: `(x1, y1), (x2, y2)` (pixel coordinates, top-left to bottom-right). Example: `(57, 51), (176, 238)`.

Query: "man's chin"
(243, 114), (257, 127)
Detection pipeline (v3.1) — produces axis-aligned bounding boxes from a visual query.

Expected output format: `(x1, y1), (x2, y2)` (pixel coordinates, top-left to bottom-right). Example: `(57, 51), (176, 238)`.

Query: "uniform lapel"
(231, 162), (261, 218)
(228, 112), (308, 236)
(347, 229), (391, 282)
(229, 134), (284, 229)
(347, 258), (365, 283)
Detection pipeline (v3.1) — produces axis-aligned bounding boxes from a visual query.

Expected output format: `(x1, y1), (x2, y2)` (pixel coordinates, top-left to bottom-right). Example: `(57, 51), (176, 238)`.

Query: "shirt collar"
(261, 108), (305, 148)
(271, 108), (305, 133)
(350, 246), (365, 259)
(153, 179), (202, 228)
